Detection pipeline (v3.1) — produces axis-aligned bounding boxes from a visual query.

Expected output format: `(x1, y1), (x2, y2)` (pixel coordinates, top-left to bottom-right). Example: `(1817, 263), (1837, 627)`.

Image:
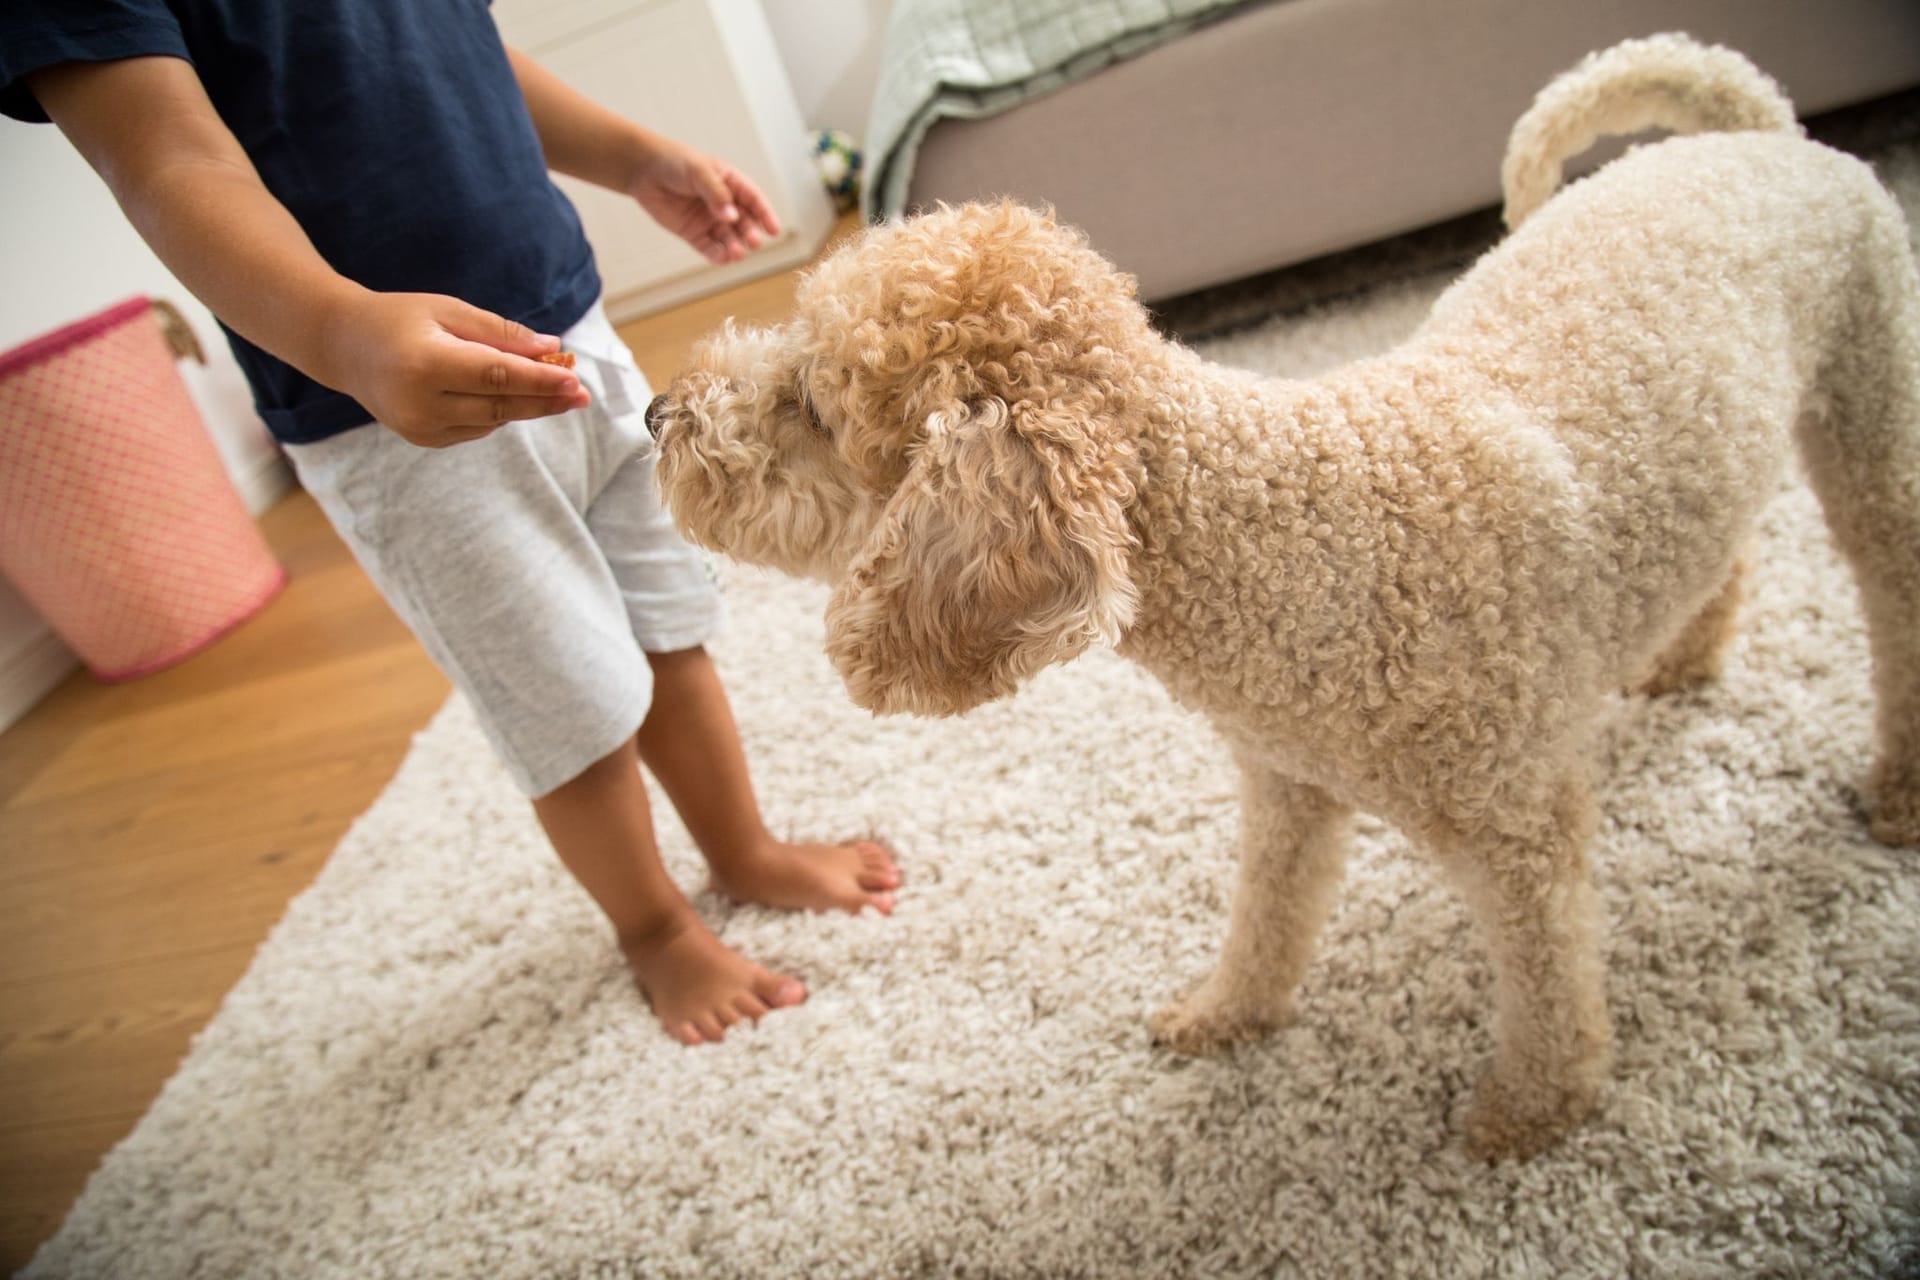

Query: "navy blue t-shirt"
(0, 0), (602, 443)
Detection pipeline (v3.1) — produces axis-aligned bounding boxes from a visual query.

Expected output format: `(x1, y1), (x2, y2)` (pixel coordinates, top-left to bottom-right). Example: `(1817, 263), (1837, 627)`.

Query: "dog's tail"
(1501, 32), (1802, 231)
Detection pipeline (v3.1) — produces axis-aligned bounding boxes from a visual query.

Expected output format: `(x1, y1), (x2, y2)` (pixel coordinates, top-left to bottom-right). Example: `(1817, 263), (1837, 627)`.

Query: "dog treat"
(537, 351), (576, 368)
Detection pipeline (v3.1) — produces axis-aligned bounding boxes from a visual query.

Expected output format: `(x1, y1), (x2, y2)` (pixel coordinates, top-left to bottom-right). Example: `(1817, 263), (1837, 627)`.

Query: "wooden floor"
(0, 212), (858, 1271)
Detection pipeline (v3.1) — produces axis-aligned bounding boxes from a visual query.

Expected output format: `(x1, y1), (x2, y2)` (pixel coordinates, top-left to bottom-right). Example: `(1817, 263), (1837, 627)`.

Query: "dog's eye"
(796, 387), (831, 437)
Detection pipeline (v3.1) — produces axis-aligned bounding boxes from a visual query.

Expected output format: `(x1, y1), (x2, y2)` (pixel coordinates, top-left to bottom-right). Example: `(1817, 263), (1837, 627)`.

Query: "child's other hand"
(321, 292), (592, 448)
(629, 139), (781, 264)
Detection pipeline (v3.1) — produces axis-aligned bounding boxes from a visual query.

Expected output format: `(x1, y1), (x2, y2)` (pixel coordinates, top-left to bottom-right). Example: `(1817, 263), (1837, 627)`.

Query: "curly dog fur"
(648, 35), (1920, 1159)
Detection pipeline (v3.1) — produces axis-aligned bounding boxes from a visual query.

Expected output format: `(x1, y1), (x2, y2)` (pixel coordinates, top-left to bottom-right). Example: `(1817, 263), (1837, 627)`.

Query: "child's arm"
(504, 46), (781, 265)
(29, 55), (589, 449)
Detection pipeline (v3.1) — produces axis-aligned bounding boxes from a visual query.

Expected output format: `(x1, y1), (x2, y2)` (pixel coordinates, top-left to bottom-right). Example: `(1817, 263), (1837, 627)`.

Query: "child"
(1, 0), (900, 1046)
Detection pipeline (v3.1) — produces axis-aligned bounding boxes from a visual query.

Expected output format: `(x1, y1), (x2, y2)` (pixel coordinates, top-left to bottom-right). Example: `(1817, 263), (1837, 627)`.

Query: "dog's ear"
(824, 395), (1136, 716)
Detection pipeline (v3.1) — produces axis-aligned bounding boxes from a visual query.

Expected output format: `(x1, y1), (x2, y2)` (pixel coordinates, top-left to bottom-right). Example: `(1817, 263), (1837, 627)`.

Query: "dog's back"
(1486, 33), (1920, 844)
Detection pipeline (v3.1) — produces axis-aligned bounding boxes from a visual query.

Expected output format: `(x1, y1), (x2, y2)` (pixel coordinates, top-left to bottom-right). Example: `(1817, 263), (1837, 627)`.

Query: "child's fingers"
(695, 161), (775, 254)
(726, 168), (781, 239)
(690, 159), (740, 226)
(443, 336), (585, 400)
(433, 297), (564, 359)
(688, 228), (742, 265)
(430, 299), (586, 412)
(438, 391), (588, 427)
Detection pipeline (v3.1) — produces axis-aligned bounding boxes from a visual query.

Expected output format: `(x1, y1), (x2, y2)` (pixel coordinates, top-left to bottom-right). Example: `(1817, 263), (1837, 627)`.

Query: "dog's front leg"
(1426, 771), (1613, 1161)
(1151, 763), (1350, 1054)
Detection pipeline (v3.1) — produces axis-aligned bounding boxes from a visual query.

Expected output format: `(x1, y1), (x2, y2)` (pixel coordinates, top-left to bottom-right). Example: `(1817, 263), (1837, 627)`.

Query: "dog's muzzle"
(644, 394), (671, 439)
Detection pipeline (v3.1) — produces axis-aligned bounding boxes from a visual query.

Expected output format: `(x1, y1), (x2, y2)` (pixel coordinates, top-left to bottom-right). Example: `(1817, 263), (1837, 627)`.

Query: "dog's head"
(651, 202), (1147, 717)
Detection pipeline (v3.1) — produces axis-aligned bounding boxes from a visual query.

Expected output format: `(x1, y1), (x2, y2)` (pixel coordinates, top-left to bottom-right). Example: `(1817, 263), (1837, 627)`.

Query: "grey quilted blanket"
(862, 0), (1259, 218)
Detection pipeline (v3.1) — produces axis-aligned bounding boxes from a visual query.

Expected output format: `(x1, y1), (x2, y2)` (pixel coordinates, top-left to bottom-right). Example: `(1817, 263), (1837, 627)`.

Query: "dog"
(646, 34), (1920, 1159)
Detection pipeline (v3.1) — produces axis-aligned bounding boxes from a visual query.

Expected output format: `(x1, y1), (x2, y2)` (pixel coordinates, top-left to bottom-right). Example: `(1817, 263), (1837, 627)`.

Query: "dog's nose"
(645, 394), (671, 439)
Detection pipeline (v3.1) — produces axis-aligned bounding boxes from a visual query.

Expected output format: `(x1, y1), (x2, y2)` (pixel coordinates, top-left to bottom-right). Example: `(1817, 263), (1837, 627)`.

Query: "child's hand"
(320, 291), (592, 448)
(628, 139), (782, 264)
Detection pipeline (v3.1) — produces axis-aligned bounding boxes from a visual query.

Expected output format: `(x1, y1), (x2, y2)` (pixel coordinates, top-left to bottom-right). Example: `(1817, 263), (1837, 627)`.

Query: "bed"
(862, 0), (1920, 304)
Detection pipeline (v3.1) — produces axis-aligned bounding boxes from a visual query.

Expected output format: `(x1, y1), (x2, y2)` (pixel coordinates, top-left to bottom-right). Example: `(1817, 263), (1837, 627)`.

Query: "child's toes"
(755, 972), (807, 1010)
(856, 841), (902, 890)
(865, 889), (896, 915)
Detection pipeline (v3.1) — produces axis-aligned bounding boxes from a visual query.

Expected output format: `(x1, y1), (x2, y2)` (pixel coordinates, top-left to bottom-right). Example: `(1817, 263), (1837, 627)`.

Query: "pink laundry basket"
(0, 296), (286, 682)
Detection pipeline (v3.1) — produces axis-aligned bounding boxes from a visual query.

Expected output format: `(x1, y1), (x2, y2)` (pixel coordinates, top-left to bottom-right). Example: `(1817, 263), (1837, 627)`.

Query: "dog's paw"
(1628, 667), (1714, 699)
(1869, 761), (1920, 847)
(1870, 802), (1920, 848)
(1628, 646), (1723, 698)
(1148, 982), (1290, 1057)
(1462, 1070), (1600, 1163)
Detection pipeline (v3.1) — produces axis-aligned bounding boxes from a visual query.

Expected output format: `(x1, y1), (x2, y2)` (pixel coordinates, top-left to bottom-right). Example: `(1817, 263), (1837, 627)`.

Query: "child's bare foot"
(620, 911), (806, 1045)
(710, 838), (901, 915)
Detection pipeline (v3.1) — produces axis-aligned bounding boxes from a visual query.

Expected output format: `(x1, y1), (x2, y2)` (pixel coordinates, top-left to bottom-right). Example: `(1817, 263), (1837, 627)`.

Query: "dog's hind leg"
(1797, 210), (1920, 847)
(1425, 768), (1612, 1160)
(1632, 558), (1747, 696)
(1151, 762), (1350, 1054)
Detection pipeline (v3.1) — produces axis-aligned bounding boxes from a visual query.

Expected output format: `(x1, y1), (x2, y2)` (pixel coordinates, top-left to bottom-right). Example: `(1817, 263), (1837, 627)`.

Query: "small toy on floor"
(812, 128), (864, 214)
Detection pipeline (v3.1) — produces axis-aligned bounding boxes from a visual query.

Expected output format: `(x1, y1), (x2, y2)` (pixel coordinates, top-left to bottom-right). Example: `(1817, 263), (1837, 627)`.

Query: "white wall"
(0, 0), (889, 731)
(762, 0), (894, 137)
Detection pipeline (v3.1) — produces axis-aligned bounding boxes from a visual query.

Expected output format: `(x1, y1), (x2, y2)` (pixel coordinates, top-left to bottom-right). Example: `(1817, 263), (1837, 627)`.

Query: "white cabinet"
(493, 0), (836, 321)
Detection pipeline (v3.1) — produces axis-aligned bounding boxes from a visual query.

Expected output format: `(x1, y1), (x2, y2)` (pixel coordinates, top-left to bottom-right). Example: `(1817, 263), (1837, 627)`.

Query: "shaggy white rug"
(30, 156), (1920, 1280)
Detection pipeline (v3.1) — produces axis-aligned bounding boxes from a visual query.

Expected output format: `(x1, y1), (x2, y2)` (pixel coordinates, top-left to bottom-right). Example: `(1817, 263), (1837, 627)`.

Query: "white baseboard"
(0, 624), (78, 734)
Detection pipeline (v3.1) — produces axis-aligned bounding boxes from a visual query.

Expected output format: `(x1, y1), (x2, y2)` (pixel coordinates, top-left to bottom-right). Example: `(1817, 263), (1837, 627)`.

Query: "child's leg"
(287, 303), (902, 1044)
(531, 648), (896, 1045)
(637, 646), (899, 913)
(530, 735), (806, 1045)
(285, 379), (882, 1046)
(565, 305), (901, 916)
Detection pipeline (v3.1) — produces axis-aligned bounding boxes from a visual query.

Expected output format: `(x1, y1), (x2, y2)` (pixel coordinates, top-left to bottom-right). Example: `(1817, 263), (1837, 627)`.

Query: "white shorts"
(284, 303), (724, 797)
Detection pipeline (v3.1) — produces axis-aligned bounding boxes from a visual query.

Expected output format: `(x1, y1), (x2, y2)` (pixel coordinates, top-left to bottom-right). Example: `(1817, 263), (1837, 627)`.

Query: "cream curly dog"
(647, 35), (1920, 1159)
